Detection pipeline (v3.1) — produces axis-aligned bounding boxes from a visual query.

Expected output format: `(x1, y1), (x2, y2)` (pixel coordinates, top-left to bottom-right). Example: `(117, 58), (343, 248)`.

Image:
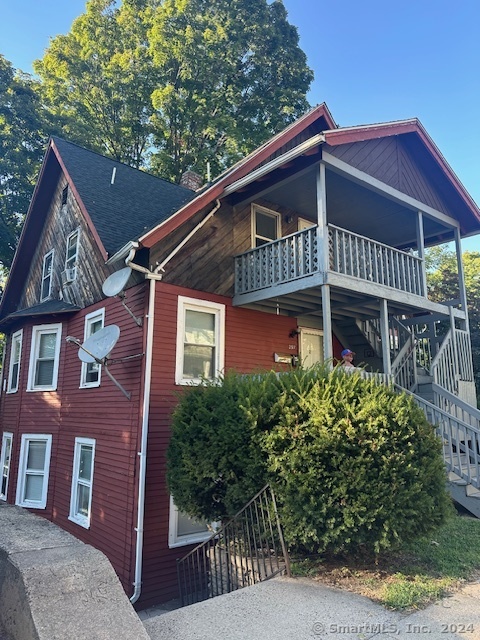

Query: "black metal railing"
(176, 485), (291, 606)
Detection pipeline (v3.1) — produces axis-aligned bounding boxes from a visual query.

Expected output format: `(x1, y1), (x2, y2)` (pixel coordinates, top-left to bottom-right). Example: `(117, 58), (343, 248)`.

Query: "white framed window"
(7, 329), (23, 393)
(0, 432), (13, 501)
(80, 309), (105, 388)
(168, 496), (212, 548)
(175, 296), (225, 385)
(40, 249), (54, 301)
(69, 437), (95, 528)
(251, 204), (281, 248)
(64, 229), (80, 281)
(15, 434), (52, 509)
(27, 324), (62, 392)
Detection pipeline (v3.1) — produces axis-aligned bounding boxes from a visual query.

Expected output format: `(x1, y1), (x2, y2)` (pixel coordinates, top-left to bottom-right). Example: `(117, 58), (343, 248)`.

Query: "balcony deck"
(233, 225), (443, 318)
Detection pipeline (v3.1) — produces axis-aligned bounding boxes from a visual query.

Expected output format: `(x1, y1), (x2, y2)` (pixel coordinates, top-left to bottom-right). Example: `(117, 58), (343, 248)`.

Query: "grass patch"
(290, 512), (480, 610)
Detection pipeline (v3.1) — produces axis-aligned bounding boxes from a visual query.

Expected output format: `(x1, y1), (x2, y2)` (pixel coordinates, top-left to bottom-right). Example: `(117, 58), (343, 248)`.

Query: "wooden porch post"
(454, 226), (469, 331)
(321, 284), (333, 362)
(415, 211), (428, 297)
(316, 162), (329, 273)
(379, 298), (392, 377)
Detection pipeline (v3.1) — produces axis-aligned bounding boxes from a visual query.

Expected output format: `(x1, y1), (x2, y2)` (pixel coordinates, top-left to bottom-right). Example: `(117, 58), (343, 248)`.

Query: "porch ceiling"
(261, 168), (452, 248)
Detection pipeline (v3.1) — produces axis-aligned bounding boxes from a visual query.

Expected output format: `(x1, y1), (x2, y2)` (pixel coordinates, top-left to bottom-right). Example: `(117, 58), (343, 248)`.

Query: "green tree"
(426, 245), (480, 400)
(148, 0), (313, 181)
(34, 0), (313, 182)
(34, 0), (157, 169)
(0, 56), (47, 269)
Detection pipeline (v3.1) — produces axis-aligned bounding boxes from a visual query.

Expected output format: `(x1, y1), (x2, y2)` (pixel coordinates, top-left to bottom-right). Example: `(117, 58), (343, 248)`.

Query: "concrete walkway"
(141, 576), (480, 640)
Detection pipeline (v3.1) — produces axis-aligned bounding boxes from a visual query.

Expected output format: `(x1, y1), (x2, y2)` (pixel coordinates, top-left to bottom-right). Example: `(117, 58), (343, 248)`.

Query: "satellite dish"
(78, 325), (120, 363)
(101, 267), (142, 327)
(102, 267), (132, 297)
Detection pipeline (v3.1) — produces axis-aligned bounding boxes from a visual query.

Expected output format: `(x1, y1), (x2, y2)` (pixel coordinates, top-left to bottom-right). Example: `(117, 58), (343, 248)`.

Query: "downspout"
(127, 199), (220, 605)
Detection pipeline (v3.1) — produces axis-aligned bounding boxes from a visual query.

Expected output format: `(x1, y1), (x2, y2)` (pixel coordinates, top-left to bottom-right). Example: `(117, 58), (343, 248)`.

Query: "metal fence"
(176, 485), (291, 607)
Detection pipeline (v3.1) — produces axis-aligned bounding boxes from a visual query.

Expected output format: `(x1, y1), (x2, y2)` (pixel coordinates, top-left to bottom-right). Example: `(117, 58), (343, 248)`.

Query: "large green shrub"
(263, 369), (452, 554)
(166, 371), (279, 520)
(167, 366), (452, 554)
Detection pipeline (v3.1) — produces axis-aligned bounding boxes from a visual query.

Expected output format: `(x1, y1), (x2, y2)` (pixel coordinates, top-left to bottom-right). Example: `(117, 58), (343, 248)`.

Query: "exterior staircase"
(386, 315), (480, 518)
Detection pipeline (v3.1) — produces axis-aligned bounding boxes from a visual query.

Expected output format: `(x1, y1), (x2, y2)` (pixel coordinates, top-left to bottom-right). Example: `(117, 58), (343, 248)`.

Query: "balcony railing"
(234, 224), (425, 298)
(235, 226), (318, 295)
(328, 225), (425, 297)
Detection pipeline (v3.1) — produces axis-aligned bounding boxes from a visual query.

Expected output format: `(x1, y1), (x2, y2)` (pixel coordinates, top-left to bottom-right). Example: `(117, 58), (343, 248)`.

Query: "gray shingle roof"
(52, 137), (196, 257)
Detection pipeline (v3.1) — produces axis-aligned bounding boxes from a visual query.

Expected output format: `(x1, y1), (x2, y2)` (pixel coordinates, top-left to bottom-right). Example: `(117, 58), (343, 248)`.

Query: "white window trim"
(40, 249), (54, 301)
(7, 329), (23, 394)
(69, 437), (95, 529)
(175, 296), (225, 386)
(15, 434), (52, 509)
(27, 323), (62, 392)
(0, 432), (13, 501)
(251, 204), (281, 248)
(64, 228), (80, 277)
(168, 496), (214, 548)
(80, 308), (105, 388)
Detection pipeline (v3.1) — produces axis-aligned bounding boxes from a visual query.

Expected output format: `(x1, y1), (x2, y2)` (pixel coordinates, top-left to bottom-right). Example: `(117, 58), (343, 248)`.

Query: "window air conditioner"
(61, 268), (76, 285)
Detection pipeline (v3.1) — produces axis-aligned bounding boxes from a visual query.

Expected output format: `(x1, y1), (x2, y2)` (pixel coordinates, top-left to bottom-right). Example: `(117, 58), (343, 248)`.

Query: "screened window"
(40, 250), (54, 301)
(252, 205), (280, 247)
(0, 433), (13, 501)
(16, 434), (52, 509)
(175, 297), (225, 385)
(65, 229), (79, 275)
(7, 330), (23, 393)
(69, 438), (95, 528)
(80, 309), (105, 388)
(168, 496), (212, 548)
(27, 324), (62, 391)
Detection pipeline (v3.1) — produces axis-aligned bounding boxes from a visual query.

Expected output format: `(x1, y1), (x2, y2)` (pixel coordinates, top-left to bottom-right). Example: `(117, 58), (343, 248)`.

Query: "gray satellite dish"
(78, 325), (120, 363)
(102, 267), (142, 326)
(102, 267), (132, 297)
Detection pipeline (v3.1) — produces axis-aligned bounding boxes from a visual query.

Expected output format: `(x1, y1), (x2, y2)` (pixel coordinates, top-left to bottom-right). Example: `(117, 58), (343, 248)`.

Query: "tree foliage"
(426, 245), (480, 399)
(33, 0), (313, 182)
(167, 367), (451, 555)
(0, 56), (48, 269)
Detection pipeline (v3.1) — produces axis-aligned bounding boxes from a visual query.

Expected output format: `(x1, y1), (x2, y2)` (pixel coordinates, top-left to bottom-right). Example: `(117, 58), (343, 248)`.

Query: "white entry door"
(299, 328), (324, 368)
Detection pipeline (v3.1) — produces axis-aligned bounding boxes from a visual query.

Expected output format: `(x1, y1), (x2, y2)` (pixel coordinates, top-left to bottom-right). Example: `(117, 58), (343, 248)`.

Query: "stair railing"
(390, 318), (417, 391)
(397, 385), (480, 491)
(176, 485), (290, 607)
(431, 382), (480, 430)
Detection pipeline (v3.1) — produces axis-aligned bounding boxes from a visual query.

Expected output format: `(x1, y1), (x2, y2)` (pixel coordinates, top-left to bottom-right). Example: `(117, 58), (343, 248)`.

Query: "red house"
(1, 104), (480, 609)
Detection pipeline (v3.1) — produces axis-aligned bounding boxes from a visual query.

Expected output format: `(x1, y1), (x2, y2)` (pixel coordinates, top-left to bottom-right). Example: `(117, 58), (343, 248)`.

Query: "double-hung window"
(7, 329), (23, 393)
(27, 324), (62, 391)
(64, 229), (79, 281)
(175, 296), (225, 385)
(251, 204), (281, 247)
(69, 437), (95, 528)
(40, 250), (54, 301)
(16, 434), (52, 509)
(80, 309), (104, 387)
(0, 433), (13, 501)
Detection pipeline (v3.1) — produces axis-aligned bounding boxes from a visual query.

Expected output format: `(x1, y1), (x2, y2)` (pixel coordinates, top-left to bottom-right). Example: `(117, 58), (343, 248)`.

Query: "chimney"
(180, 170), (203, 191)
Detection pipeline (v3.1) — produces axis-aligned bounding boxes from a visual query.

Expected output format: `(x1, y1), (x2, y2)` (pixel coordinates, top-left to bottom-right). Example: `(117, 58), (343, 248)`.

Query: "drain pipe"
(126, 199), (220, 605)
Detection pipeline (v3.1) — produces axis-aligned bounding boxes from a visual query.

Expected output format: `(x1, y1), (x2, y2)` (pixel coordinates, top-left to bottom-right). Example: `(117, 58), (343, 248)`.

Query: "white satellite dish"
(102, 267), (142, 326)
(66, 324), (144, 400)
(78, 325), (120, 363)
(102, 267), (132, 297)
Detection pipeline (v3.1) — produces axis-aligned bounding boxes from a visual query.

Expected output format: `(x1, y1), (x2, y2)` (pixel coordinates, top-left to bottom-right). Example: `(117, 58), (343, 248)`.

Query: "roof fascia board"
(139, 104), (335, 248)
(223, 134), (325, 196)
(324, 121), (480, 222)
(50, 140), (109, 262)
(0, 142), (56, 319)
(322, 150), (460, 230)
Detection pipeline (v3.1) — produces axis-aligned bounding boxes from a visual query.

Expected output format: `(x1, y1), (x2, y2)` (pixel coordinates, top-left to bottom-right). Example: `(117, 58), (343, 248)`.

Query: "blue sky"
(1, 0), (479, 251)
